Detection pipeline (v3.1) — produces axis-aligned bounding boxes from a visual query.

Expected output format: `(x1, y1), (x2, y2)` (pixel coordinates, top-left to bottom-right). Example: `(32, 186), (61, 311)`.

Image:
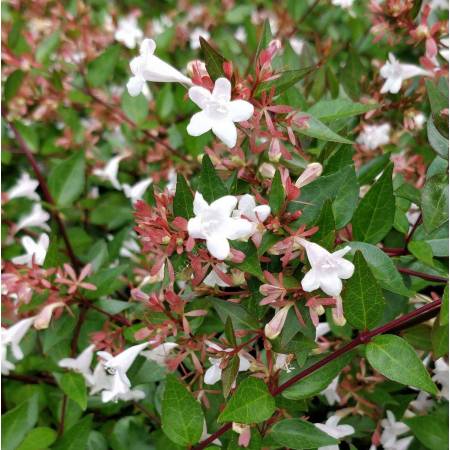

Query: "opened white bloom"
(122, 178), (152, 204)
(357, 123), (391, 150)
(59, 344), (96, 384)
(187, 77), (254, 148)
(233, 194), (271, 240)
(315, 322), (331, 341)
(152, 15), (172, 35)
(265, 304), (292, 340)
(33, 302), (65, 330)
(12, 233), (49, 267)
(93, 155), (125, 190)
(97, 342), (148, 403)
(1, 317), (35, 374)
(16, 203), (50, 231)
(331, 0), (354, 8)
(315, 415), (355, 450)
(190, 27), (210, 50)
(380, 411), (411, 450)
(432, 357), (449, 400)
(380, 53), (432, 94)
(114, 15), (143, 49)
(321, 376), (341, 405)
(295, 162), (323, 188)
(141, 342), (178, 366)
(187, 192), (254, 260)
(7, 172), (40, 201)
(203, 263), (231, 287)
(299, 239), (355, 297)
(127, 38), (192, 97)
(204, 342), (251, 385)
(408, 391), (433, 414)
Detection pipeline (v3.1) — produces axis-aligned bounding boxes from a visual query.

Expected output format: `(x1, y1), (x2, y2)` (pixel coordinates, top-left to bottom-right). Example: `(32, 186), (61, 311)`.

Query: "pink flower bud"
(332, 295), (346, 326)
(264, 304), (292, 340)
(295, 162), (323, 188)
(33, 302), (65, 330)
(259, 163), (276, 179)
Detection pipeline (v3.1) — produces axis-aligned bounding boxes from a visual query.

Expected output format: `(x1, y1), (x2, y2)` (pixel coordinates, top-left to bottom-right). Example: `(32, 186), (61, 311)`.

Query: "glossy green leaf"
(218, 377), (276, 424)
(4, 69), (25, 103)
(427, 116), (448, 160)
(16, 427), (57, 450)
(121, 92), (149, 125)
(421, 174), (449, 233)
(212, 298), (260, 330)
(431, 318), (449, 358)
(173, 174), (194, 219)
(53, 415), (93, 450)
(307, 99), (379, 122)
(255, 67), (315, 96)
(222, 354), (240, 397)
(198, 154), (228, 203)
(87, 45), (120, 87)
(57, 372), (87, 410)
(366, 334), (438, 394)
(200, 37), (226, 80)
(406, 413), (449, 450)
(269, 170), (285, 215)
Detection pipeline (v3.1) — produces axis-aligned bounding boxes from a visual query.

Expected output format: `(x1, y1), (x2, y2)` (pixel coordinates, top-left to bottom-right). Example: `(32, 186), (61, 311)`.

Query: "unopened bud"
(295, 162), (323, 188)
(314, 305), (325, 316)
(33, 302), (65, 330)
(259, 163), (276, 179)
(264, 304), (292, 340)
(161, 236), (171, 245)
(186, 59), (207, 78)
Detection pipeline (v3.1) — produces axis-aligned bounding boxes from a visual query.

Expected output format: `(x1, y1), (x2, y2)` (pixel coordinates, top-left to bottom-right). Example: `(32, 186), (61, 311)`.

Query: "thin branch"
(193, 299), (442, 450)
(397, 267), (448, 283)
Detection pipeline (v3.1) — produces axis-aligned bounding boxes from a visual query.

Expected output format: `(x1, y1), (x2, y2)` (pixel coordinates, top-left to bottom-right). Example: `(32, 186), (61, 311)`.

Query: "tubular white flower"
(232, 194), (271, 240)
(141, 342), (178, 366)
(187, 77), (254, 148)
(16, 203), (50, 231)
(7, 172), (40, 201)
(12, 233), (49, 267)
(356, 123), (391, 150)
(59, 344), (96, 384)
(127, 38), (192, 97)
(380, 53), (433, 94)
(299, 239), (355, 297)
(92, 155), (125, 190)
(187, 192), (254, 260)
(320, 376), (341, 405)
(33, 302), (65, 330)
(114, 15), (143, 49)
(2, 317), (35, 370)
(122, 178), (152, 204)
(315, 415), (355, 450)
(379, 410), (411, 449)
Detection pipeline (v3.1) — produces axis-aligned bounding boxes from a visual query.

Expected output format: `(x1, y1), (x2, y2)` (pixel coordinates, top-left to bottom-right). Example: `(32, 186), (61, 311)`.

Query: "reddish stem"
(397, 267), (447, 283)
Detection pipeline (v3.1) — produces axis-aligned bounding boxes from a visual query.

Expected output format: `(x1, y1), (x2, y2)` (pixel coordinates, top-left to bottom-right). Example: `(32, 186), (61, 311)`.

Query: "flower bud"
(33, 302), (65, 330)
(259, 163), (276, 179)
(186, 59), (208, 78)
(295, 162), (323, 188)
(332, 295), (346, 326)
(264, 304), (292, 340)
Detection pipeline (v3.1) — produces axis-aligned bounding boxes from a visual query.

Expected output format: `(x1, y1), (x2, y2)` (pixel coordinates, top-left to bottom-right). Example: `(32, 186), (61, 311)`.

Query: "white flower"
(315, 322), (331, 341)
(115, 388), (146, 402)
(204, 342), (251, 385)
(16, 203), (50, 231)
(187, 192), (254, 260)
(33, 302), (65, 330)
(295, 162), (323, 188)
(119, 237), (141, 258)
(331, 0), (354, 8)
(141, 342), (178, 366)
(430, 0), (449, 10)
(166, 168), (177, 194)
(440, 37), (449, 61)
(315, 414), (355, 450)
(380, 411), (411, 450)
(432, 357), (449, 400)
(408, 391), (433, 413)
(7, 172), (40, 201)
(299, 240), (355, 297)
(187, 77), (254, 148)
(321, 376), (341, 405)
(114, 15), (143, 49)
(59, 344), (96, 384)
(190, 27), (210, 50)
(234, 26), (247, 43)
(356, 123), (391, 150)
(122, 178), (152, 204)
(127, 39), (192, 97)
(1, 317), (35, 374)
(233, 194), (271, 240)
(12, 233), (49, 267)
(274, 353), (294, 372)
(203, 263), (231, 287)
(97, 342), (148, 402)
(152, 15), (172, 35)
(413, 112), (426, 129)
(289, 37), (304, 55)
(93, 155), (125, 190)
(380, 53), (432, 94)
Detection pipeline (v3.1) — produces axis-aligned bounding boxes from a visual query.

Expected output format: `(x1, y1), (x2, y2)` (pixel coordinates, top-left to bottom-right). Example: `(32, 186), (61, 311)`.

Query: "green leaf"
(121, 92), (149, 125)
(4, 70), (25, 103)
(347, 242), (411, 296)
(269, 170), (285, 215)
(341, 47), (364, 100)
(84, 265), (127, 299)
(311, 199), (335, 250)
(255, 19), (273, 63)
(231, 240), (264, 280)
(357, 153), (390, 185)
(406, 413), (449, 450)
(87, 45), (120, 87)
(366, 334), (438, 394)
(292, 113), (353, 144)
(53, 415), (93, 450)
(281, 352), (354, 400)
(1, 395), (39, 450)
(408, 241), (434, 267)
(440, 284), (448, 325)
(421, 174), (449, 233)
(224, 316), (237, 347)
(48, 151), (85, 207)
(307, 99), (379, 122)
(16, 427), (57, 450)
(427, 116), (448, 160)
(343, 251), (385, 330)
(198, 154), (228, 202)
(352, 163), (394, 244)
(218, 377), (276, 424)
(57, 372), (87, 410)
(212, 298), (260, 330)
(36, 31), (60, 64)
(269, 419), (338, 449)
(255, 67), (315, 96)
(156, 84), (175, 120)
(173, 174), (194, 219)
(222, 354), (240, 397)
(200, 37), (226, 80)
(162, 374), (205, 446)
(432, 318), (449, 358)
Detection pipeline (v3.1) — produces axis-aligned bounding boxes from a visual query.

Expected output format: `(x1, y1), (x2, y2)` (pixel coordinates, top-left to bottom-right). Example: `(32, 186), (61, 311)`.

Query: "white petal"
(401, 64), (432, 80)
(187, 111), (213, 136)
(228, 100), (254, 122)
(238, 355), (251, 372)
(127, 76), (145, 97)
(188, 217), (207, 239)
(188, 86), (212, 109)
(301, 269), (321, 292)
(301, 240), (330, 267)
(336, 258), (355, 279)
(238, 194), (256, 215)
(212, 120), (237, 148)
(319, 273), (343, 297)
(140, 38), (156, 57)
(254, 204), (271, 222)
(225, 218), (254, 240)
(193, 191), (209, 215)
(210, 195), (238, 216)
(206, 235), (230, 260)
(212, 77), (231, 102)
(204, 364), (222, 385)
